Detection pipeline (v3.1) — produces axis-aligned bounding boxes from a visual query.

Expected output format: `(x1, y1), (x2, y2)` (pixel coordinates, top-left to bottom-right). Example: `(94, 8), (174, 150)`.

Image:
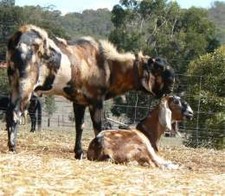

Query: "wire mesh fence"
(0, 73), (225, 149)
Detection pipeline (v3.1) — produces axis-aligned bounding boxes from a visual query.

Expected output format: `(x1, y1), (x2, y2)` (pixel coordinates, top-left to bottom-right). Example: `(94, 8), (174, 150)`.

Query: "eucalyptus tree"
(110, 0), (219, 73)
(109, 0), (219, 122)
(185, 46), (225, 149)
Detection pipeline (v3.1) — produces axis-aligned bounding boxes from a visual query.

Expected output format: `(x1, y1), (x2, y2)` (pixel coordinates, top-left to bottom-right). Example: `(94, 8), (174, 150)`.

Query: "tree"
(0, 4), (68, 62)
(44, 96), (57, 127)
(0, 0), (15, 6)
(185, 46), (225, 149)
(0, 68), (8, 94)
(0, 5), (22, 61)
(16, 5), (67, 38)
(109, 0), (220, 121)
(208, 1), (225, 44)
(61, 8), (113, 40)
(110, 0), (219, 73)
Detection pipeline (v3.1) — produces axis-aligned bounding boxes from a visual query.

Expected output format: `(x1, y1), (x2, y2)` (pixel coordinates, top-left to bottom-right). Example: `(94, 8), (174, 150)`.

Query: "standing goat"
(87, 95), (193, 169)
(6, 24), (175, 158)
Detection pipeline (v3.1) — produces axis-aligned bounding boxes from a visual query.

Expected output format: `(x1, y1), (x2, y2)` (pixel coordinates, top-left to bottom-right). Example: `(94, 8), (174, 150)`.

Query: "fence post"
(47, 117), (50, 127)
(134, 93), (139, 122)
(195, 75), (202, 146)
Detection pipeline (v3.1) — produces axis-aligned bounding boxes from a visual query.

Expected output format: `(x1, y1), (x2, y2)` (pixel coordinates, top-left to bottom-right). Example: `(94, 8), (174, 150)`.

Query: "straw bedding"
(0, 125), (225, 195)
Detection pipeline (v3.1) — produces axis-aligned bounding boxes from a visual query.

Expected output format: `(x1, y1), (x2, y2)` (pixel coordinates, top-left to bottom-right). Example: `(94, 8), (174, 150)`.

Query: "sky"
(15, 0), (224, 14)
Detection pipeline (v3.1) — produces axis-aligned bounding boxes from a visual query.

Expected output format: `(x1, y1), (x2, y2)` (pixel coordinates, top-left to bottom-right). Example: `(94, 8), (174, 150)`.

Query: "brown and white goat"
(87, 95), (193, 169)
(136, 95), (193, 152)
(6, 24), (175, 158)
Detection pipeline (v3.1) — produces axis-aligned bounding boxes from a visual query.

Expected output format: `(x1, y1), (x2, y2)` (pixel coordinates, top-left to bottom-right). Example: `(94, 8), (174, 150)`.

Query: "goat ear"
(159, 100), (172, 130)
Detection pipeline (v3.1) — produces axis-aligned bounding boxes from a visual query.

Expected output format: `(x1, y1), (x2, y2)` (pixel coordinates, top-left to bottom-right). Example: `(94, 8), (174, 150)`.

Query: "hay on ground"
(0, 125), (225, 195)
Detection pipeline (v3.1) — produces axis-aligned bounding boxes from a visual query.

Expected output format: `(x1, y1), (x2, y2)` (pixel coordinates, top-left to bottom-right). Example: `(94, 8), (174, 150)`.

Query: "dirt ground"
(0, 125), (225, 195)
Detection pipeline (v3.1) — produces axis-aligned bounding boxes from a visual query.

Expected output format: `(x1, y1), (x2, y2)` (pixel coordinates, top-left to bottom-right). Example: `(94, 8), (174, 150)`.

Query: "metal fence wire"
(0, 73), (225, 149)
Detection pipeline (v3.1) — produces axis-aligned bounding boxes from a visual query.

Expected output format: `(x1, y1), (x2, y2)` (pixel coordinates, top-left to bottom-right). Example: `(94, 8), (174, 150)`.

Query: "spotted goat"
(6, 24), (175, 158)
(87, 95), (193, 169)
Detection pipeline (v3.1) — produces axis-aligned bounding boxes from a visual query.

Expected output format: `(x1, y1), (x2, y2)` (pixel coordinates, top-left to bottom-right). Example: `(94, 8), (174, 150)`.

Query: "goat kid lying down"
(87, 95), (193, 169)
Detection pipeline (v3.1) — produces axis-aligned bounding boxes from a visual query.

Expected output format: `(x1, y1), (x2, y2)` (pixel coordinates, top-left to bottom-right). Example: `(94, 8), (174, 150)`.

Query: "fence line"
(0, 73), (225, 148)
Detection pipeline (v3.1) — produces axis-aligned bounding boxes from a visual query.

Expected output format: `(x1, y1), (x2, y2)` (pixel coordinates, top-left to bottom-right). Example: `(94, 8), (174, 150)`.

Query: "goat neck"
(136, 105), (166, 151)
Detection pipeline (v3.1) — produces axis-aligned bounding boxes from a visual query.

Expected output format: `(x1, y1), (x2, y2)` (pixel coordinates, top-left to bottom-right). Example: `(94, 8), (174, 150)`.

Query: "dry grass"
(0, 125), (225, 195)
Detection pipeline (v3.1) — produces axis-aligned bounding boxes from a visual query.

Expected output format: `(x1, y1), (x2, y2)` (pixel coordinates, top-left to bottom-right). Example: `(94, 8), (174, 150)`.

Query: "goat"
(87, 95), (193, 169)
(6, 24), (175, 158)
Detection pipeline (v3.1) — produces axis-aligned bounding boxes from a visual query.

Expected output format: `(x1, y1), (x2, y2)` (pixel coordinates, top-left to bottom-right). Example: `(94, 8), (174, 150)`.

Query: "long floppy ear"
(158, 97), (172, 130)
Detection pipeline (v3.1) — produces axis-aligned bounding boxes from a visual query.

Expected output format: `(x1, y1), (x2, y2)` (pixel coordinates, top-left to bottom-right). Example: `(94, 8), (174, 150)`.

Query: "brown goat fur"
(87, 95), (193, 169)
(136, 95), (193, 152)
(88, 129), (163, 167)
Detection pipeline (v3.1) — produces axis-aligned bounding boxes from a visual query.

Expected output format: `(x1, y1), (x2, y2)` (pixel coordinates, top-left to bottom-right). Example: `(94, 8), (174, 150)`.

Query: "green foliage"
(0, 5), (23, 59)
(110, 91), (156, 124)
(0, 0), (14, 6)
(0, 5), (113, 56)
(109, 0), (220, 125)
(15, 6), (67, 38)
(208, 1), (225, 44)
(61, 9), (113, 40)
(44, 96), (57, 118)
(185, 46), (225, 149)
(0, 5), (65, 38)
(0, 68), (8, 94)
(0, 4), (68, 61)
(110, 0), (219, 73)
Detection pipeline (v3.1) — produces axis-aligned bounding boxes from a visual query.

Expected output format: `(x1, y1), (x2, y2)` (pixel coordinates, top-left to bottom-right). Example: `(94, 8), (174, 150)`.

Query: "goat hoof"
(8, 147), (16, 153)
(74, 151), (84, 160)
(8, 143), (16, 153)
